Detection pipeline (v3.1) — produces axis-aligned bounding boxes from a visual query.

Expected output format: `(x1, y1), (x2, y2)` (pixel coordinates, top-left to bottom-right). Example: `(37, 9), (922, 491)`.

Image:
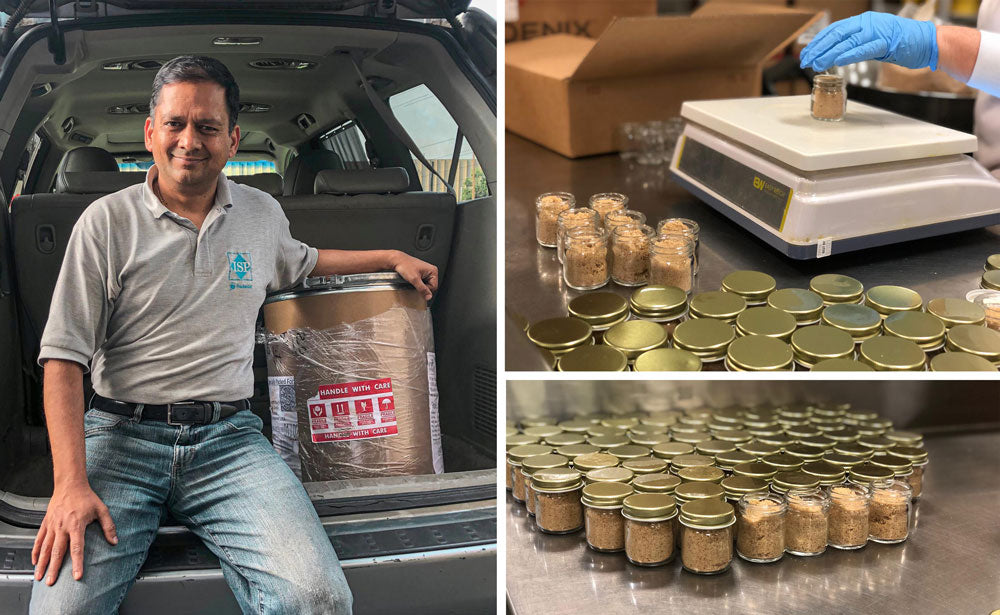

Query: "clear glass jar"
(533, 468), (585, 535)
(869, 478), (912, 544)
(611, 223), (655, 286)
(737, 492), (786, 563)
(563, 227), (610, 291)
(535, 191), (575, 247)
(890, 446), (928, 500)
(520, 453), (570, 517)
(506, 444), (553, 503)
(811, 73), (846, 121)
(582, 481), (634, 552)
(556, 207), (601, 264)
(588, 192), (628, 225)
(604, 208), (647, 235)
(649, 233), (695, 293)
(623, 493), (679, 566)
(827, 482), (871, 550)
(656, 217), (700, 274)
(785, 487), (830, 556)
(679, 499), (736, 575)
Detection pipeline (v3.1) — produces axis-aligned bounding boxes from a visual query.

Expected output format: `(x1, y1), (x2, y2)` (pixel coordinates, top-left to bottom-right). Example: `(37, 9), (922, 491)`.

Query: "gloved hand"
(800, 11), (938, 72)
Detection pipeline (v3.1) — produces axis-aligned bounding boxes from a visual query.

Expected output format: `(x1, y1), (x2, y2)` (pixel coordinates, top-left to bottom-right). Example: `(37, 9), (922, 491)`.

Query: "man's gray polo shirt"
(37, 165), (319, 404)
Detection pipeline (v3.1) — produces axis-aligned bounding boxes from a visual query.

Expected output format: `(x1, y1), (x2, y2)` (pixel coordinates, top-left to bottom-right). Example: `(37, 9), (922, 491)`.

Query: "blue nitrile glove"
(800, 12), (938, 73)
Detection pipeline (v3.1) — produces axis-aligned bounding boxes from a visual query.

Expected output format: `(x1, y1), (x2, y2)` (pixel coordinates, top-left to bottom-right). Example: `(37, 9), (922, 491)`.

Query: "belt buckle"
(166, 401), (201, 426)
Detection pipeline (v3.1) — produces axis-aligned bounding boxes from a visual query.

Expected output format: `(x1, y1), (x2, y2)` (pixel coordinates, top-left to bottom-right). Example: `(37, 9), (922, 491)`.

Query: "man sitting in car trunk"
(28, 55), (438, 615)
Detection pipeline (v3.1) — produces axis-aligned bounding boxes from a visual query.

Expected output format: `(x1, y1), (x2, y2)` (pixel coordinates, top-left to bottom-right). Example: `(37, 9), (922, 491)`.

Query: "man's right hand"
(32, 481), (118, 585)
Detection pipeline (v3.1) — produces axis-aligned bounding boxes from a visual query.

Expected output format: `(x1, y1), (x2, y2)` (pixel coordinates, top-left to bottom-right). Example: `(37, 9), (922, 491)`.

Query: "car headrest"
(55, 147), (122, 193)
(231, 173), (283, 196)
(282, 150), (345, 196)
(57, 172), (146, 194)
(314, 168), (410, 195)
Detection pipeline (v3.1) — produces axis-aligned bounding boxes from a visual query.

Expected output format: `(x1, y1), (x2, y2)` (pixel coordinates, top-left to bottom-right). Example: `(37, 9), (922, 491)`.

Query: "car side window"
(118, 158), (276, 175)
(318, 121), (372, 170)
(389, 84), (487, 201)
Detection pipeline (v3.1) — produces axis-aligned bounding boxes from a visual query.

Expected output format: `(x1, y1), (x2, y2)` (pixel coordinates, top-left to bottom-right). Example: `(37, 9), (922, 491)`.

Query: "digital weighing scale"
(669, 95), (1000, 259)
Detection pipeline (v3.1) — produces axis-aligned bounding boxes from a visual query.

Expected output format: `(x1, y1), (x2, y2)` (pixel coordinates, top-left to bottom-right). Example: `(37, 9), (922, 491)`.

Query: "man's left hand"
(391, 251), (438, 301)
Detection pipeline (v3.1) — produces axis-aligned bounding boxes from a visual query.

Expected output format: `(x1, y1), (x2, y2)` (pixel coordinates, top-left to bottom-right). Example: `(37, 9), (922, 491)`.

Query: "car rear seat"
(231, 173), (282, 196)
(277, 167), (456, 279)
(281, 150), (345, 196)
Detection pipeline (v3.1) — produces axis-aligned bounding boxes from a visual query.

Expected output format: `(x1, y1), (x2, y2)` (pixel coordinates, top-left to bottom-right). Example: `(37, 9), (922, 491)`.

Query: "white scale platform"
(669, 95), (1000, 259)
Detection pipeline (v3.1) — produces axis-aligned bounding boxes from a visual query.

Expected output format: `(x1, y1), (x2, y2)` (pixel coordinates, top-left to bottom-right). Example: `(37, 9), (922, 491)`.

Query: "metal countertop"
(505, 430), (1000, 615)
(504, 133), (1000, 370)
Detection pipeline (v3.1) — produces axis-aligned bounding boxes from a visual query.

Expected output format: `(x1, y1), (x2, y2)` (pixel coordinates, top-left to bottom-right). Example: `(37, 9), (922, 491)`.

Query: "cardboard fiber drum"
(262, 273), (443, 481)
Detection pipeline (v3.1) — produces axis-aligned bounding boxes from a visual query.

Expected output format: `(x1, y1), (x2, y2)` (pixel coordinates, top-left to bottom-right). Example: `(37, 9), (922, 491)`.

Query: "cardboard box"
(703, 0), (869, 25)
(505, 0), (658, 43)
(506, 5), (822, 158)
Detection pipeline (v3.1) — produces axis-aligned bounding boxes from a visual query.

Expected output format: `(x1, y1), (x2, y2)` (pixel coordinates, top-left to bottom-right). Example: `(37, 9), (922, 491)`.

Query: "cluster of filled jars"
(533, 191), (699, 293)
(525, 269), (1000, 371)
(507, 402), (927, 574)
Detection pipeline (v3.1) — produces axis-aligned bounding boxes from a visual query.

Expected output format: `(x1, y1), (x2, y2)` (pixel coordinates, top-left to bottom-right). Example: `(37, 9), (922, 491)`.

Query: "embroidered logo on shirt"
(227, 252), (253, 290)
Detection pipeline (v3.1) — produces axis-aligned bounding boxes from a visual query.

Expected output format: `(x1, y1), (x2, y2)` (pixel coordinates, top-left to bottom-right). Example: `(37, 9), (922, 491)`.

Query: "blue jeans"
(29, 406), (354, 615)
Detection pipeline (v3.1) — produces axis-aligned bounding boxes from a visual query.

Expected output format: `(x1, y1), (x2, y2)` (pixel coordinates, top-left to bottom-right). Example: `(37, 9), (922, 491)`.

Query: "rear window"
(318, 121), (371, 170)
(117, 158), (277, 176)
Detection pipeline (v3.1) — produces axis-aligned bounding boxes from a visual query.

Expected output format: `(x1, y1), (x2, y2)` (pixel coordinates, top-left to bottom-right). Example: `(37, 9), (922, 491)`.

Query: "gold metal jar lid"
(581, 481), (634, 508)
(762, 453), (804, 471)
(721, 475), (769, 499)
(822, 452), (866, 469)
(629, 433), (673, 447)
(633, 473), (682, 494)
(857, 435), (894, 451)
(801, 461), (847, 484)
(771, 470), (821, 492)
(521, 454), (570, 473)
(629, 285), (688, 319)
(833, 442), (874, 458)
(641, 411), (682, 428)
(767, 288), (825, 324)
(883, 311), (946, 349)
(572, 452), (620, 472)
(889, 446), (929, 464)
(652, 442), (696, 459)
(507, 434), (541, 450)
(695, 440), (738, 456)
(737, 441), (781, 458)
(675, 416), (709, 429)
(929, 351), (998, 371)
(545, 432), (587, 447)
(568, 292), (630, 326)
(629, 422), (667, 436)
(848, 462), (895, 484)
(526, 317), (593, 351)
(945, 324), (1000, 364)
(670, 453), (716, 471)
(744, 407), (779, 421)
(791, 326), (855, 366)
(798, 434), (836, 450)
(732, 462), (778, 481)
(521, 416), (557, 428)
(778, 403), (813, 419)
(607, 444), (652, 460)
(633, 348), (703, 371)
(586, 466), (635, 484)
(865, 285), (923, 316)
(556, 444), (601, 459)
(679, 498), (735, 528)
(756, 433), (795, 448)
(603, 320), (669, 361)
(884, 431), (923, 446)
(811, 358), (875, 371)
(507, 444), (554, 463)
(558, 418), (595, 433)
(672, 318), (736, 359)
(623, 457), (669, 475)
(711, 406), (745, 424)
(713, 429), (753, 444)
(715, 450), (756, 469)
(588, 434), (630, 449)
(674, 481), (726, 503)
(602, 416), (640, 429)
(689, 290), (747, 322)
(810, 273), (864, 304)
(783, 444), (824, 461)
(844, 409), (878, 421)
(785, 424), (821, 439)
(725, 335), (794, 371)
(988, 254), (1000, 270)
(556, 345), (629, 371)
(673, 432), (713, 445)
(721, 270), (777, 304)
(983, 269), (1000, 291)
(523, 425), (563, 440)
(859, 336), (927, 371)
(531, 467), (583, 493)
(926, 298), (987, 328)
(676, 465), (725, 484)
(587, 424), (626, 437)
(623, 493), (678, 521)
(870, 453), (914, 476)
(505, 426), (519, 438)
(812, 404), (845, 419)
(736, 307), (798, 340)
(821, 303), (883, 341)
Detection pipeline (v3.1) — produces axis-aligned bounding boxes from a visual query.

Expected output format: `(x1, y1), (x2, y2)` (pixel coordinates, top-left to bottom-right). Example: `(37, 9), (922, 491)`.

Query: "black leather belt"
(91, 393), (250, 425)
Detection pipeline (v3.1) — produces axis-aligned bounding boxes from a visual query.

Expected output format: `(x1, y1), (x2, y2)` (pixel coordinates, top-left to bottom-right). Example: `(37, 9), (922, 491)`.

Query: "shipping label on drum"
(307, 378), (398, 443)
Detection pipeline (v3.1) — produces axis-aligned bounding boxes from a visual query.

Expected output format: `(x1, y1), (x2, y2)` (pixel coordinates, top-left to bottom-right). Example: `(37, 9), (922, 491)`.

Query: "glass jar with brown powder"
(506, 444), (553, 504)
(520, 454), (570, 516)
(811, 73), (846, 121)
(611, 223), (656, 286)
(827, 482), (871, 550)
(604, 208), (647, 235)
(656, 217), (700, 274)
(581, 481), (634, 552)
(563, 227), (610, 290)
(649, 233), (695, 293)
(785, 487), (830, 556)
(556, 207), (601, 264)
(869, 478), (912, 544)
(623, 493), (679, 566)
(533, 467), (585, 535)
(737, 492), (786, 563)
(890, 446), (928, 499)
(535, 192), (575, 247)
(588, 192), (628, 225)
(679, 499), (736, 575)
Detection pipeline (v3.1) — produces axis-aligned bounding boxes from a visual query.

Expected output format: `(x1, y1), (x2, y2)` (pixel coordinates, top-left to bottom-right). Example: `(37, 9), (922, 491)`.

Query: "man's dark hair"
(149, 56), (240, 133)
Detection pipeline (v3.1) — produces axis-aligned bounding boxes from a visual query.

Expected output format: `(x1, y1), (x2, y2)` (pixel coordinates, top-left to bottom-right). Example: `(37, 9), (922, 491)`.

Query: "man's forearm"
(42, 360), (88, 489)
(308, 249), (401, 278)
(937, 25), (980, 82)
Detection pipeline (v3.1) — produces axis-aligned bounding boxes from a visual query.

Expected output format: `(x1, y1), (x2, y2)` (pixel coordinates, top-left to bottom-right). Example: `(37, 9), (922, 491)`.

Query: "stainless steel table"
(505, 133), (1000, 370)
(505, 430), (1000, 615)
